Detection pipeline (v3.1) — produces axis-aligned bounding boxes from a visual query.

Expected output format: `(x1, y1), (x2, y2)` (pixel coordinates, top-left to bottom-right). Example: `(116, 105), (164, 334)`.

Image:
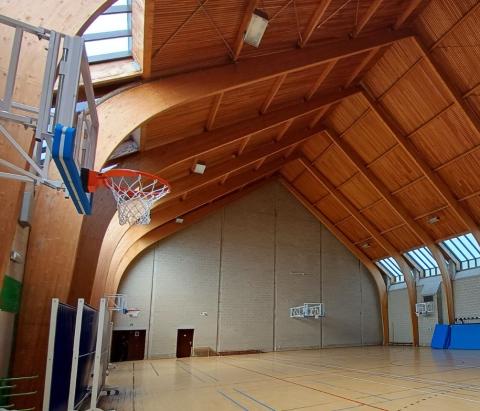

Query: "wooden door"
(176, 329), (194, 358)
(111, 330), (146, 362)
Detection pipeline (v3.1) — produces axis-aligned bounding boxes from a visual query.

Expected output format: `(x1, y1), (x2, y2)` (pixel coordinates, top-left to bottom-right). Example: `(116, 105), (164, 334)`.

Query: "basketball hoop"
(83, 168), (171, 225)
(125, 309), (140, 318)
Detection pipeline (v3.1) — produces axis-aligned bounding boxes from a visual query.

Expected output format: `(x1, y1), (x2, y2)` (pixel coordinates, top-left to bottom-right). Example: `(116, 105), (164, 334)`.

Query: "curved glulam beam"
(280, 178), (389, 345)
(74, 89), (355, 305)
(324, 128), (455, 324)
(109, 179), (272, 295)
(91, 156), (296, 304)
(94, 29), (412, 169)
(299, 157), (419, 345)
(153, 125), (324, 208)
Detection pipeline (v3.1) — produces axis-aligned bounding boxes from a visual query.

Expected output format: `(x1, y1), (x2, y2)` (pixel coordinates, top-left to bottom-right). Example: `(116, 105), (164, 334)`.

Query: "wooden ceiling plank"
(414, 38), (480, 142)
(280, 178), (389, 345)
(300, 156), (418, 344)
(352, 0), (384, 38)
(324, 127), (455, 323)
(97, 29), (413, 168)
(428, 2), (480, 51)
(305, 60), (337, 101)
(363, 86), (480, 247)
(125, 88), (358, 175)
(151, 0), (209, 59)
(299, 0), (334, 48)
(155, 124), (316, 206)
(393, 0), (423, 30)
(205, 92), (224, 131)
(232, 0), (260, 61)
(261, 73), (288, 114)
(344, 48), (381, 88)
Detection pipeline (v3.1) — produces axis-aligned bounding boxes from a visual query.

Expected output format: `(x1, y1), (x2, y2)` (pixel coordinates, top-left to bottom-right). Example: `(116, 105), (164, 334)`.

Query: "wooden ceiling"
(102, 0), (480, 283)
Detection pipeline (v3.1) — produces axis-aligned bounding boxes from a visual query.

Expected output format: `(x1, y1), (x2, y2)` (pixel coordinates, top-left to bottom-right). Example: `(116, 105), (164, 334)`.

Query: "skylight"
(442, 233), (480, 271)
(83, 0), (132, 63)
(406, 247), (440, 277)
(377, 257), (404, 283)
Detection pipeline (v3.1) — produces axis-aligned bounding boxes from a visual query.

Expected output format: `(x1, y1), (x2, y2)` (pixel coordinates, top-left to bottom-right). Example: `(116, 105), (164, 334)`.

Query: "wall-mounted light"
(244, 9), (269, 48)
(193, 162), (206, 175)
(427, 215), (440, 225)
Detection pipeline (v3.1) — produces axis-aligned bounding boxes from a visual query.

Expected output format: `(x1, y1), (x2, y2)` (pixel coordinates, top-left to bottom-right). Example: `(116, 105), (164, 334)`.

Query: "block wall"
(115, 181), (383, 358)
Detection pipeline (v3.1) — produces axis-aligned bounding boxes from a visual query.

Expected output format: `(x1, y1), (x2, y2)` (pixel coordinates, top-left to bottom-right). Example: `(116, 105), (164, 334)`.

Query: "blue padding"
(52, 124), (92, 215)
(49, 303), (76, 411)
(449, 324), (480, 349)
(431, 324), (450, 349)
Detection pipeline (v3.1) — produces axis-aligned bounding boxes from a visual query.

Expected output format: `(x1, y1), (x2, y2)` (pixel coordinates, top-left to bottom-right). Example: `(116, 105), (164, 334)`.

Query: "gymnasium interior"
(2, 0), (480, 410)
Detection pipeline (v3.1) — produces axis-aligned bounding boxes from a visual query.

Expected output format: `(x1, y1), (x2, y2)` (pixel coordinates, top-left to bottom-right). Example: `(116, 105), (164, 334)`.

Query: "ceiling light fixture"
(361, 242), (371, 249)
(193, 162), (206, 175)
(244, 9), (269, 48)
(175, 217), (184, 224)
(427, 215), (440, 225)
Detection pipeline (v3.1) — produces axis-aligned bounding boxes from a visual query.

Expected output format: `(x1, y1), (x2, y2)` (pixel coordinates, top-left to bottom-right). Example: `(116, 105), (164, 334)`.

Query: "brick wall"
(115, 181), (383, 358)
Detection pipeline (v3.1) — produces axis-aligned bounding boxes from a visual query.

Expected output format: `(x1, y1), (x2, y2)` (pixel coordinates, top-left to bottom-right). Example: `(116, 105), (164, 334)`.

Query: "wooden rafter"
(153, 125), (318, 207)
(96, 29), (412, 168)
(299, 156), (419, 345)
(237, 136), (251, 156)
(276, 119), (294, 142)
(261, 73), (287, 114)
(344, 48), (381, 88)
(362, 90), (480, 248)
(394, 0), (423, 30)
(232, 0), (260, 61)
(124, 88), (358, 175)
(324, 128), (455, 323)
(205, 92), (224, 131)
(280, 178), (389, 344)
(305, 60), (337, 101)
(298, 0), (333, 48)
(352, 0), (384, 38)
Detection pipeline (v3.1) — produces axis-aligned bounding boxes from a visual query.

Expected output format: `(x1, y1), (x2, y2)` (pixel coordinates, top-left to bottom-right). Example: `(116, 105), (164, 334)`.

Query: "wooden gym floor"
(100, 346), (480, 411)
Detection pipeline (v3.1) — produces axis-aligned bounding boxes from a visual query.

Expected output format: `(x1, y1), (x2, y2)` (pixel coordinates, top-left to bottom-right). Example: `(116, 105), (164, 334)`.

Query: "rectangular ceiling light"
(193, 162), (206, 175)
(244, 9), (269, 48)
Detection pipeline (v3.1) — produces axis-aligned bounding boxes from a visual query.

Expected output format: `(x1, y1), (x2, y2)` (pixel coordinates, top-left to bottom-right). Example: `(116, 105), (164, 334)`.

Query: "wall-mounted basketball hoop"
(0, 14), (98, 212)
(0, 15), (170, 225)
(83, 168), (171, 225)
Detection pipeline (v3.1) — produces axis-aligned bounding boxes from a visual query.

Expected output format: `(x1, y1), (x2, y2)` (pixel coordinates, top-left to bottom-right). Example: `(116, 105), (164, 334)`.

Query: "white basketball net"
(106, 175), (170, 225)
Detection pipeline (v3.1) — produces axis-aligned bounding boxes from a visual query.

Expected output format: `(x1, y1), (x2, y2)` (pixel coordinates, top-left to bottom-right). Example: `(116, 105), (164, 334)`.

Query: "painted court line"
(252, 356), (480, 404)
(218, 390), (249, 410)
(234, 388), (277, 410)
(219, 358), (389, 411)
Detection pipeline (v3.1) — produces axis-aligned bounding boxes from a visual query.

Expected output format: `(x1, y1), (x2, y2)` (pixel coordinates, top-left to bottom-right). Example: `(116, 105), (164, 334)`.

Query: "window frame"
(83, 0), (133, 64)
(442, 233), (480, 271)
(405, 247), (440, 278)
(377, 257), (405, 283)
